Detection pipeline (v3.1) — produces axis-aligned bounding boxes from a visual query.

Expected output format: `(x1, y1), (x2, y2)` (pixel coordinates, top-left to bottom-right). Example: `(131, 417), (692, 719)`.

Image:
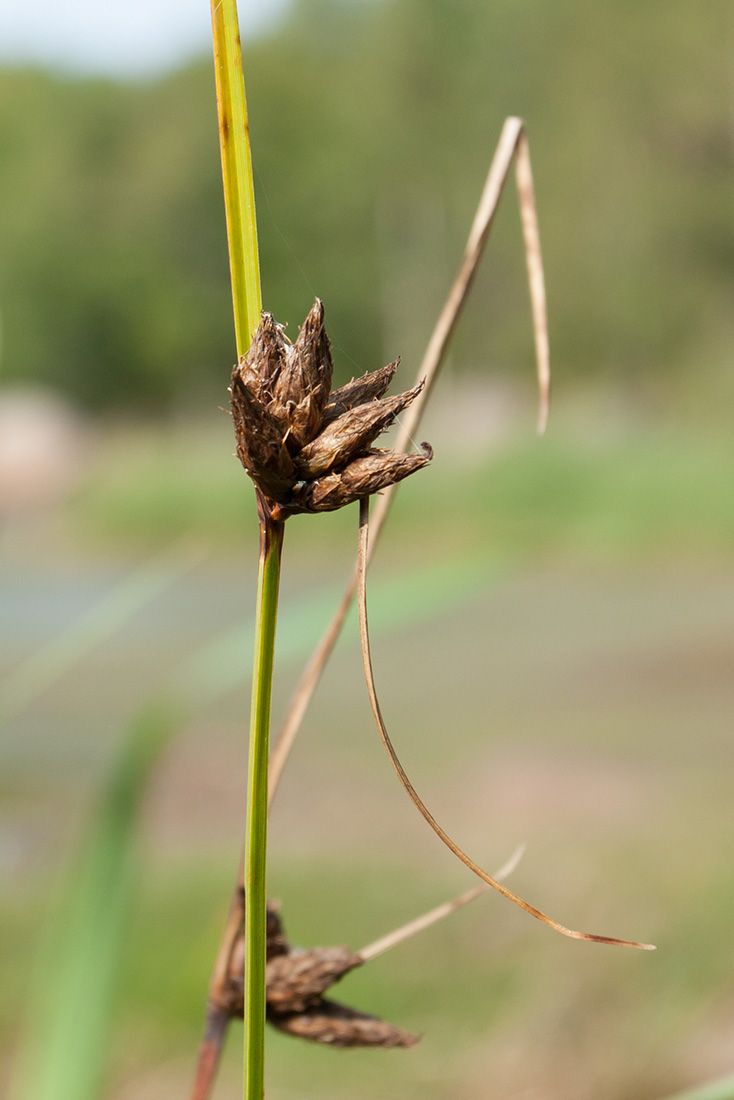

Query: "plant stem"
(210, 4), (273, 1095)
(244, 510), (284, 1100)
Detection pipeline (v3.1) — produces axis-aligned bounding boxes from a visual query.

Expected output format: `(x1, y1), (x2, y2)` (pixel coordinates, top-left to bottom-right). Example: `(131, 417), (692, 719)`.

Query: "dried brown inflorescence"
(230, 299), (432, 519)
(221, 900), (418, 1049)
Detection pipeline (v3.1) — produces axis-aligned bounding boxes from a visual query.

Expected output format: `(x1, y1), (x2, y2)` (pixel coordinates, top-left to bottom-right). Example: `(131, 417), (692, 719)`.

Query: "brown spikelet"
(299, 444), (433, 513)
(268, 998), (419, 1049)
(271, 299), (333, 448)
(218, 898), (418, 1049)
(230, 374), (296, 499)
(296, 381), (424, 479)
(237, 312), (287, 402)
(321, 360), (400, 426)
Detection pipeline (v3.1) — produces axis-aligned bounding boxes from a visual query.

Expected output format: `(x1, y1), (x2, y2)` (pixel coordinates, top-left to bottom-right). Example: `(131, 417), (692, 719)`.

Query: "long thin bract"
(268, 117), (549, 807)
(356, 498), (655, 951)
(358, 844), (526, 962)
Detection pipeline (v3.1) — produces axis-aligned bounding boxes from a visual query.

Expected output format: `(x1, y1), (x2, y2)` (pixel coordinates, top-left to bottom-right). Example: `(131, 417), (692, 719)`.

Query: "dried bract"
(230, 300), (431, 516)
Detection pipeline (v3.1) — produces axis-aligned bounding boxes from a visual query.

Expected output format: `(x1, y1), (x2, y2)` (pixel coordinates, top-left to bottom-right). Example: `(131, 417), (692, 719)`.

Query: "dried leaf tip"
(231, 299), (432, 518)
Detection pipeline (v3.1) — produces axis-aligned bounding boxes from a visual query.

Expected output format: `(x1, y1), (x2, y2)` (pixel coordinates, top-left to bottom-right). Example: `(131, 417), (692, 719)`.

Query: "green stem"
(210, 5), (271, 1096)
(244, 511), (284, 1100)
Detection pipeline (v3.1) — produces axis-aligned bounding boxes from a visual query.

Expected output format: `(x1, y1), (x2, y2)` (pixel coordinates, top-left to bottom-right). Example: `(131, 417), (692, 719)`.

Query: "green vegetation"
(4, 520), (734, 1098)
(4, 416), (734, 1098)
(10, 705), (180, 1100)
(0, 0), (731, 411)
(65, 419), (734, 562)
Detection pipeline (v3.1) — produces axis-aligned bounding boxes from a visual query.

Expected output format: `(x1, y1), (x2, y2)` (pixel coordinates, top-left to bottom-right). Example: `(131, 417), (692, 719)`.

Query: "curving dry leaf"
(356, 498), (655, 952)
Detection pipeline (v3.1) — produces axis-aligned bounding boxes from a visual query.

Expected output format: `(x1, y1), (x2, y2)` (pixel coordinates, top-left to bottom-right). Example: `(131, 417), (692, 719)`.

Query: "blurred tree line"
(0, 0), (730, 413)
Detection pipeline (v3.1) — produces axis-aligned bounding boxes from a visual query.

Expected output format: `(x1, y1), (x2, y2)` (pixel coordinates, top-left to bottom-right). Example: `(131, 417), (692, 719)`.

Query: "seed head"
(230, 299), (431, 517)
(223, 897), (419, 1048)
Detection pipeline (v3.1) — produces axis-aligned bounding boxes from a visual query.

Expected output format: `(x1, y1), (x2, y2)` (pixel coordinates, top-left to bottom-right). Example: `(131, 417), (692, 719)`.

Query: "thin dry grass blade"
(356, 499), (655, 951)
(189, 889), (246, 1100)
(268, 117), (549, 806)
(515, 129), (550, 433)
(358, 844), (526, 962)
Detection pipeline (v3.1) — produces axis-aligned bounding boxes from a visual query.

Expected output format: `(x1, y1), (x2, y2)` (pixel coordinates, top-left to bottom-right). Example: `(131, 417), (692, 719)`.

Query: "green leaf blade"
(210, 0), (262, 355)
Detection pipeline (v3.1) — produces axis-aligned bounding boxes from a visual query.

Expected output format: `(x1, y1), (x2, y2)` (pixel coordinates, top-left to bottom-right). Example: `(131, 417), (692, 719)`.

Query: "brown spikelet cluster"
(221, 899), (418, 1049)
(230, 299), (432, 518)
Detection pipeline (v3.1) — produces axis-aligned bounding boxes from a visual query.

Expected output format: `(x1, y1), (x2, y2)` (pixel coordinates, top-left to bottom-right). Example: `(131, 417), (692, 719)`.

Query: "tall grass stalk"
(242, 516), (283, 1099)
(209, 3), (279, 1097)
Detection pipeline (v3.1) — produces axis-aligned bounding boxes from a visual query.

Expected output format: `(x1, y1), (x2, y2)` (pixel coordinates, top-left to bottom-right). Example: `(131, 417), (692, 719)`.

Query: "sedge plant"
(210, 4), (430, 1097)
(208, 4), (270, 1096)
(206, 4), (655, 1099)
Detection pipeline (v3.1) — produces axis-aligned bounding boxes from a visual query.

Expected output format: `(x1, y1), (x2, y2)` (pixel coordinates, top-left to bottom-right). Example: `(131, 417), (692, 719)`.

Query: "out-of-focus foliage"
(0, 0), (730, 411)
(0, 65), (231, 410)
(10, 705), (178, 1100)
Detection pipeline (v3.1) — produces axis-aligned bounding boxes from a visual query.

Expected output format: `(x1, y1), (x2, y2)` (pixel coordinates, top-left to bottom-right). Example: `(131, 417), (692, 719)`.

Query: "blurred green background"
(1, 1), (733, 1099)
